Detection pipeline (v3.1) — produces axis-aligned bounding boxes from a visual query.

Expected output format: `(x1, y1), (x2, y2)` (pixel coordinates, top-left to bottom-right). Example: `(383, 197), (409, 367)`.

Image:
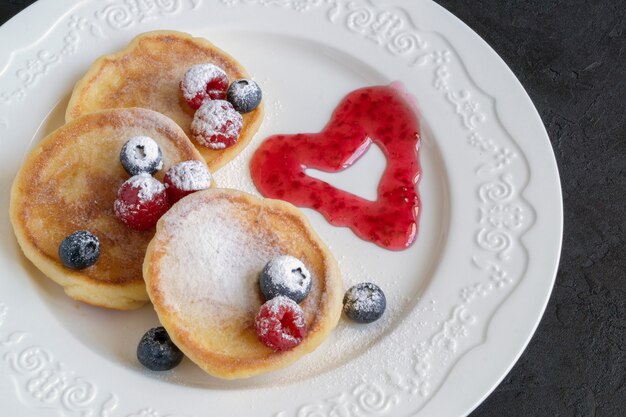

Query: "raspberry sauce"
(250, 83), (421, 250)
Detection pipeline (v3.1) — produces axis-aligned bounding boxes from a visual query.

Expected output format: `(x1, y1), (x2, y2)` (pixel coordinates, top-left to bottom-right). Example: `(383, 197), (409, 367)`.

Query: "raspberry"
(180, 64), (229, 110)
(255, 296), (307, 352)
(114, 174), (170, 231)
(164, 160), (212, 203)
(191, 100), (243, 150)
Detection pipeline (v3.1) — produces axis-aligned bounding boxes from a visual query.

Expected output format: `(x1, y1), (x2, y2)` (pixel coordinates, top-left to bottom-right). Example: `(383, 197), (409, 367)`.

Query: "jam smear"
(250, 84), (421, 250)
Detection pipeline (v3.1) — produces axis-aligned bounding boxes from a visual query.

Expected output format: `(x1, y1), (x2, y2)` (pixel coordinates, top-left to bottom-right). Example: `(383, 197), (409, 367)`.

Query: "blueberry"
(343, 282), (386, 323)
(58, 230), (100, 270)
(137, 327), (183, 371)
(227, 79), (262, 113)
(120, 136), (163, 176)
(260, 255), (312, 303)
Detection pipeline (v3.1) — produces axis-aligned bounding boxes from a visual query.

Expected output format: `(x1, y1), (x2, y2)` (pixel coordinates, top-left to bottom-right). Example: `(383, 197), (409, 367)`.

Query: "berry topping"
(163, 160), (212, 203)
(180, 63), (229, 110)
(227, 79), (262, 113)
(343, 282), (386, 323)
(260, 255), (312, 303)
(58, 230), (100, 270)
(113, 174), (170, 231)
(119, 136), (163, 176)
(249, 84), (421, 250)
(191, 100), (243, 149)
(255, 296), (307, 352)
(137, 327), (184, 371)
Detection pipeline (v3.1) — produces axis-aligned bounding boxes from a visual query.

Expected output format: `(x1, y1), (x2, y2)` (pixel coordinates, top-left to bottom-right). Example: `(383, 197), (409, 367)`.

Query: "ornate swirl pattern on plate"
(221, 0), (428, 56)
(221, 0), (324, 13)
(0, 304), (120, 415)
(0, 303), (160, 417)
(461, 257), (512, 303)
(15, 51), (60, 89)
(0, 14), (103, 105)
(295, 383), (399, 417)
(125, 409), (189, 417)
(96, 0), (201, 29)
(340, 1), (427, 54)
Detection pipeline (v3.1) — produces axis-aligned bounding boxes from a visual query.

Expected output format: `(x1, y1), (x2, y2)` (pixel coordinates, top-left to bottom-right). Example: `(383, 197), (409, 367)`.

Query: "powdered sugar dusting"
(265, 296), (300, 316)
(345, 283), (385, 313)
(256, 316), (272, 337)
(166, 160), (212, 191)
(227, 79), (262, 113)
(180, 63), (227, 101)
(125, 174), (165, 202)
(191, 100), (243, 149)
(229, 79), (259, 103)
(210, 141), (226, 150)
(121, 136), (163, 171)
(265, 255), (311, 293)
(113, 174), (167, 226)
(158, 198), (282, 323)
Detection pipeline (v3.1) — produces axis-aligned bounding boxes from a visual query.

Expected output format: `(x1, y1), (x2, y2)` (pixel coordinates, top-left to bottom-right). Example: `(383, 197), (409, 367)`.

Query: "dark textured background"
(432, 1), (626, 416)
(1, 0), (624, 415)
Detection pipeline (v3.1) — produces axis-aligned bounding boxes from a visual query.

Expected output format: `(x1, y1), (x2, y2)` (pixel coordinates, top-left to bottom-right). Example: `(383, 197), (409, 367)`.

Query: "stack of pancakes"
(10, 31), (342, 379)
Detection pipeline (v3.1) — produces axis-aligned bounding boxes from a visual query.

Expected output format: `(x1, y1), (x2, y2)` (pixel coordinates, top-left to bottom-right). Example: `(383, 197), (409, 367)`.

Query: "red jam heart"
(250, 84), (421, 250)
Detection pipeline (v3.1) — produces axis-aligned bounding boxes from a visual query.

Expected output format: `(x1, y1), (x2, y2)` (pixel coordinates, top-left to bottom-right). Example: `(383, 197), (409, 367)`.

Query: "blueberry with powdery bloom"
(137, 327), (183, 371)
(343, 282), (386, 323)
(227, 79), (262, 113)
(260, 255), (312, 303)
(58, 230), (100, 270)
(119, 136), (163, 176)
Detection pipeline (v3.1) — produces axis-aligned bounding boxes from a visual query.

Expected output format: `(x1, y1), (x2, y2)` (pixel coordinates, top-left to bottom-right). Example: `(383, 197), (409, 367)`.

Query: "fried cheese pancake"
(65, 30), (264, 171)
(10, 108), (208, 310)
(143, 189), (343, 379)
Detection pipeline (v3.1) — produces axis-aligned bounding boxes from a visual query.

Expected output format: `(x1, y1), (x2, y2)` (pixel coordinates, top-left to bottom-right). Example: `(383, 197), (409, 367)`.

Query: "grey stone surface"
(1, 0), (624, 416)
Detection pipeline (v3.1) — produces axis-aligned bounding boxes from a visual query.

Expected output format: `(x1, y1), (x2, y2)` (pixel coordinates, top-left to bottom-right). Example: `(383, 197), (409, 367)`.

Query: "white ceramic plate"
(0, 0), (562, 415)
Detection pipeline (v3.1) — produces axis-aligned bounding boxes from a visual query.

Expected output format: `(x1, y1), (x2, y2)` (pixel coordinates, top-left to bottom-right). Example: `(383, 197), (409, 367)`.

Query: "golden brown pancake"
(10, 108), (209, 310)
(65, 30), (264, 171)
(144, 189), (344, 379)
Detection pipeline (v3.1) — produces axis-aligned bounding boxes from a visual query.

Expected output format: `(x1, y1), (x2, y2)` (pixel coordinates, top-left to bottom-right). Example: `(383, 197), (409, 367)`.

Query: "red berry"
(180, 64), (229, 110)
(255, 296), (307, 352)
(191, 100), (243, 149)
(114, 174), (170, 231)
(164, 160), (212, 203)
